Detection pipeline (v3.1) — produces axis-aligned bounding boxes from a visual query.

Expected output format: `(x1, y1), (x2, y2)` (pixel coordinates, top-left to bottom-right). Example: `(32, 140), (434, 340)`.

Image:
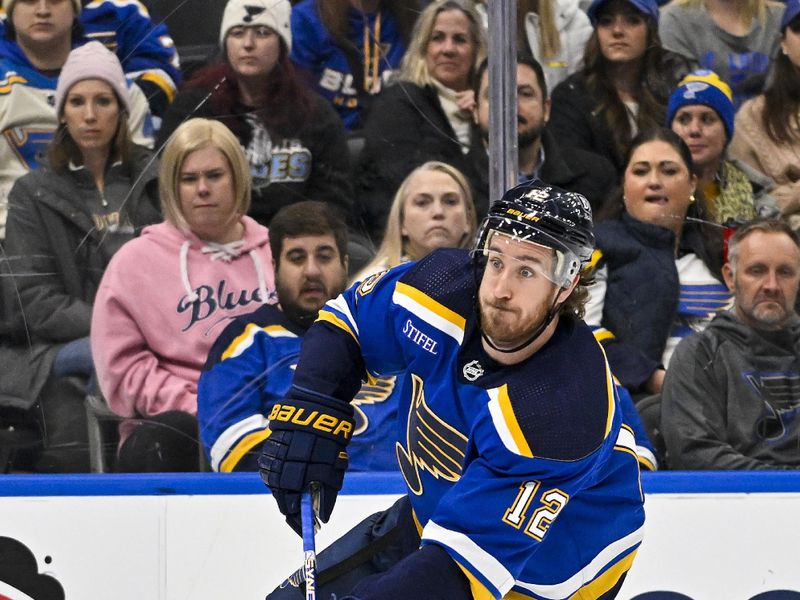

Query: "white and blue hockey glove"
(258, 386), (354, 536)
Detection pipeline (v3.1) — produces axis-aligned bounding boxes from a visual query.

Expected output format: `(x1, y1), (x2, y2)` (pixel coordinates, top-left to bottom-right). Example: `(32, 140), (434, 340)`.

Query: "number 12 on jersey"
(502, 481), (570, 541)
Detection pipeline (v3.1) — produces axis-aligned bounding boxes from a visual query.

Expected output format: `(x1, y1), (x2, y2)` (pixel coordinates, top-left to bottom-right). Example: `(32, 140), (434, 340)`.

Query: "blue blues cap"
(782, 0), (800, 32)
(587, 0), (659, 26)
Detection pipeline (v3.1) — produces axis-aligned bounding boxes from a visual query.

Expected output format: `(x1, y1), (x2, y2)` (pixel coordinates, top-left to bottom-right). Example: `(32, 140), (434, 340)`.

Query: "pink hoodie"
(91, 216), (276, 420)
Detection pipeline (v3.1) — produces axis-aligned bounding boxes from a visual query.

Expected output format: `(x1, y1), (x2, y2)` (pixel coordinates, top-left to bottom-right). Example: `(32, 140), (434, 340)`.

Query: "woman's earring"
(689, 194), (696, 204)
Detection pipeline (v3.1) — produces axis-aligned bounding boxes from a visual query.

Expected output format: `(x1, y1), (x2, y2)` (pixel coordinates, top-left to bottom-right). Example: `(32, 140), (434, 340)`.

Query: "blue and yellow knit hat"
(666, 70), (735, 140)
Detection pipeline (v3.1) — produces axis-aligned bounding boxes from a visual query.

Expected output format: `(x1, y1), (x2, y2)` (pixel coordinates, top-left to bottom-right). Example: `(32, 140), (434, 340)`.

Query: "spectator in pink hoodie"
(91, 118), (277, 472)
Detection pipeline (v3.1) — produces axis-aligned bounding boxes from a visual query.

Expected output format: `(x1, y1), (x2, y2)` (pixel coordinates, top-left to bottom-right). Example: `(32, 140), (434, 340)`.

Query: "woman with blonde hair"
(92, 118), (277, 472)
(660, 0), (784, 109)
(356, 0), (486, 243)
(354, 160), (477, 281)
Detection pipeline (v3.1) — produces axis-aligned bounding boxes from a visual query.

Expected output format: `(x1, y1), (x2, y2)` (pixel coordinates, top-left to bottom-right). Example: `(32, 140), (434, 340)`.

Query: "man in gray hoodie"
(662, 219), (800, 470)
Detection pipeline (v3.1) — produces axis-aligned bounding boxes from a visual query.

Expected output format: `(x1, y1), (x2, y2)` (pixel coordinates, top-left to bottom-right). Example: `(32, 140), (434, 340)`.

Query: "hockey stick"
(301, 485), (320, 600)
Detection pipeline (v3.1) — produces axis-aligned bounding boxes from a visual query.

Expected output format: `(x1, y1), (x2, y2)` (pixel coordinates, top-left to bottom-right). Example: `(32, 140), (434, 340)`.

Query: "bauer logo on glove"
(268, 403), (354, 441)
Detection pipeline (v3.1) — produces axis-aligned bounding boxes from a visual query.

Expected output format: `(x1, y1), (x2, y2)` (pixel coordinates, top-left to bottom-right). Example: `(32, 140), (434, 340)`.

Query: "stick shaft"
(301, 491), (317, 600)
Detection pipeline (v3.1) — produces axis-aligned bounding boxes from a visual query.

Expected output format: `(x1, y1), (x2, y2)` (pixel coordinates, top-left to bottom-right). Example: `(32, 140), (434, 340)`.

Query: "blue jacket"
(591, 213), (727, 390)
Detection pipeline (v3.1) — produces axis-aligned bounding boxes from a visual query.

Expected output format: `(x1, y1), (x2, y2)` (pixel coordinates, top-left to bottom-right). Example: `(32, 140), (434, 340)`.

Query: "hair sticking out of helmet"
(473, 181), (595, 289)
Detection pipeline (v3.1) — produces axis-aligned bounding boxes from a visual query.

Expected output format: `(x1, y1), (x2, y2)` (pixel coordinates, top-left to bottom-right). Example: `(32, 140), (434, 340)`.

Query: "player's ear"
(556, 273), (580, 304)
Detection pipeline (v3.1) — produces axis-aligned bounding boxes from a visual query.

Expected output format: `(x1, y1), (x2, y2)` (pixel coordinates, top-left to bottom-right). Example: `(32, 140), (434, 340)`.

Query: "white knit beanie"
(219, 0), (292, 52)
(3, 0), (81, 17)
(54, 41), (132, 116)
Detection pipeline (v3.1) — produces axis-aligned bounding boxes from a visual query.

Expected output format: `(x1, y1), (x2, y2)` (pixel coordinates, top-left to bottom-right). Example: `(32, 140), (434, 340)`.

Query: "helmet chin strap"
(479, 287), (566, 355)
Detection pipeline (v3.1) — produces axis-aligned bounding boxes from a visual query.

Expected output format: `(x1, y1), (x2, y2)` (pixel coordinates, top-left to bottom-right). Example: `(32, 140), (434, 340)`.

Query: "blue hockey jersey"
(291, 249), (646, 600)
(198, 303), (399, 472)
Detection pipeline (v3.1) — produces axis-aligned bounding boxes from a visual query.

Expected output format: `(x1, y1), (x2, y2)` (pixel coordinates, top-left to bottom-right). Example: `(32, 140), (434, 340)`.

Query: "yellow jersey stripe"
(488, 387), (533, 458)
(586, 249), (603, 271)
(638, 454), (656, 471)
(138, 71), (177, 101)
(458, 563), (496, 600)
(498, 385), (533, 458)
(423, 520), (514, 596)
(593, 329), (615, 343)
(393, 282), (465, 343)
(221, 323), (260, 361)
(220, 428), (271, 473)
(317, 310), (359, 345)
(596, 343), (616, 438)
(220, 324), (296, 362)
(568, 549), (637, 600)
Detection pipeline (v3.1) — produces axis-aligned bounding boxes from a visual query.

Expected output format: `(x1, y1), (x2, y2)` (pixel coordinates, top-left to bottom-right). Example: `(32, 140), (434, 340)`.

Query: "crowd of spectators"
(1, 0), (799, 474)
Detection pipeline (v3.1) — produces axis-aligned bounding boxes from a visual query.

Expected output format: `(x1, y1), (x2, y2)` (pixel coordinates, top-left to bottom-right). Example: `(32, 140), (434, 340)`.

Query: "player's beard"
(479, 296), (550, 351)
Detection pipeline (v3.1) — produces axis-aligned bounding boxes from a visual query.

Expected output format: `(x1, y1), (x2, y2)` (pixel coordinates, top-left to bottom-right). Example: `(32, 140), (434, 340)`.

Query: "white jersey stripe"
(327, 294), (360, 337)
(392, 290), (464, 344)
(487, 389), (521, 455)
(615, 426), (637, 454)
(210, 414), (269, 472)
(514, 525), (645, 598)
(423, 520), (515, 596)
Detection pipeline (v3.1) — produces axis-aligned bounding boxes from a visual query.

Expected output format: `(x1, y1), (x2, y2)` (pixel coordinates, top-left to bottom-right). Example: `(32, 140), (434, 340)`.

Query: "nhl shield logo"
(462, 360), (484, 381)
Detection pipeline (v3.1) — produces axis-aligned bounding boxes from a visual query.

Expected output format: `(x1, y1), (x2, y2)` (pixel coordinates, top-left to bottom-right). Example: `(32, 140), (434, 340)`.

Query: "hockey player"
(260, 181), (646, 599)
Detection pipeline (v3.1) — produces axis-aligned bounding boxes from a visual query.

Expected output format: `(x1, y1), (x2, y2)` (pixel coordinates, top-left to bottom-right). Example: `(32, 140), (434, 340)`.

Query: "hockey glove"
(259, 387), (354, 536)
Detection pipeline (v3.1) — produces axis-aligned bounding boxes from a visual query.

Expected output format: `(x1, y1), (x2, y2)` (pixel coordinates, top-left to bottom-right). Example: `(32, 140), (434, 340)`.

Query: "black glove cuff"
(268, 390), (355, 444)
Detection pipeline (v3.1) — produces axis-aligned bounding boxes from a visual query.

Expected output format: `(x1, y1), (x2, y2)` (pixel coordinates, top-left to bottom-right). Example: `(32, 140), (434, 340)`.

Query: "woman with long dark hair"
(586, 128), (729, 395)
(730, 1), (800, 230)
(157, 0), (353, 229)
(548, 0), (690, 175)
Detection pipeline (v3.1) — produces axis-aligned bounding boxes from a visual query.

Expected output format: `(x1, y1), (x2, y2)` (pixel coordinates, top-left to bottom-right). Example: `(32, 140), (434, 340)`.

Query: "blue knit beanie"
(666, 70), (735, 140)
